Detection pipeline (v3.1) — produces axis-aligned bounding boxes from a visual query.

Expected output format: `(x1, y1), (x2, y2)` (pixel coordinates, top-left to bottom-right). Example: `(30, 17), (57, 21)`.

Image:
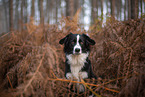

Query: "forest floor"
(0, 17), (145, 97)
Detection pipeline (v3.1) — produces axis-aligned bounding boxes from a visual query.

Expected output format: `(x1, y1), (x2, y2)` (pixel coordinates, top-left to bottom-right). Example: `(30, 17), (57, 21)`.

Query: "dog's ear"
(59, 33), (72, 45)
(59, 36), (67, 45)
(82, 34), (95, 45)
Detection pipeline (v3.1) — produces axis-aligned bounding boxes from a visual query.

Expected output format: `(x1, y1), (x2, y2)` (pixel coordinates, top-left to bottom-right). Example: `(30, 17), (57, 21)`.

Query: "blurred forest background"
(0, 0), (145, 97)
(0, 0), (145, 33)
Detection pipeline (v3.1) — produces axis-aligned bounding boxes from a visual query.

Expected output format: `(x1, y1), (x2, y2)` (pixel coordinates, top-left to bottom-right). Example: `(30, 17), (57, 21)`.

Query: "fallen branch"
(48, 78), (120, 93)
(7, 75), (14, 90)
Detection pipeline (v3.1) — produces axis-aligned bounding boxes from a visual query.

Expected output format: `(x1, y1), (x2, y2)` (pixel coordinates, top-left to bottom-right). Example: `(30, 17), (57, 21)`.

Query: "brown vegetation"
(0, 17), (145, 97)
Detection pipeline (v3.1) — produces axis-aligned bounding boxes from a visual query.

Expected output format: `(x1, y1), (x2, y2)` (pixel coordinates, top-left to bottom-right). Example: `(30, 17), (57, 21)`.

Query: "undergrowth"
(0, 15), (145, 97)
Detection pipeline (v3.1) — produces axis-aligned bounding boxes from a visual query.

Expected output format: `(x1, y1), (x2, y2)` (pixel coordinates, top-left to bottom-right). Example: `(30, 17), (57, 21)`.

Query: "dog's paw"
(79, 71), (88, 79)
(66, 73), (73, 80)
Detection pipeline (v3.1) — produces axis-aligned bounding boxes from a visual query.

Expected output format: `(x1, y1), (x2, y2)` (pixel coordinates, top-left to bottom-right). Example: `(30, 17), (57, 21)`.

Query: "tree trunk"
(117, 0), (120, 19)
(14, 0), (19, 30)
(140, 0), (142, 18)
(111, 0), (115, 17)
(65, 0), (74, 17)
(9, 0), (13, 32)
(39, 0), (44, 25)
(144, 1), (145, 17)
(21, 0), (24, 31)
(74, 0), (79, 15)
(124, 0), (127, 20)
(101, 0), (103, 22)
(31, 0), (35, 19)
(96, 0), (98, 19)
(120, 0), (122, 20)
(128, 0), (131, 19)
(131, 0), (135, 19)
(24, 0), (28, 23)
(70, 0), (74, 17)
(106, 0), (108, 15)
(3, 0), (8, 32)
(136, 0), (139, 18)
(91, 0), (96, 24)
(81, 0), (85, 25)
(46, 0), (50, 24)
(55, 0), (58, 23)
(49, 0), (54, 24)
(130, 0), (138, 19)
(65, 0), (70, 16)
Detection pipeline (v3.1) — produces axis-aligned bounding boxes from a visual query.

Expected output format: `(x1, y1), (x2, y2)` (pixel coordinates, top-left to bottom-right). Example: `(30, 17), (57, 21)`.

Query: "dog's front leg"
(79, 71), (88, 79)
(77, 71), (88, 92)
(66, 73), (73, 80)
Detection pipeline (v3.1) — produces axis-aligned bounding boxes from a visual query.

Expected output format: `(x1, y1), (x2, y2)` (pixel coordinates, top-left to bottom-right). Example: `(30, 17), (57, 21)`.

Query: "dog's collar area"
(72, 53), (81, 55)
(66, 53), (89, 66)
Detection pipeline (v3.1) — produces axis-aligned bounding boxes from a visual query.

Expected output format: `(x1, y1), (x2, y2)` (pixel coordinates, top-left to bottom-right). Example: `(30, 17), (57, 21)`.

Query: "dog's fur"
(59, 33), (97, 93)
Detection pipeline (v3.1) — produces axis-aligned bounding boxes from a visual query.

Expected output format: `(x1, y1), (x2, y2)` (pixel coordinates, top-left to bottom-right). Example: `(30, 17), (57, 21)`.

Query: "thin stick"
(0, 32), (9, 38)
(7, 75), (14, 90)
(81, 79), (101, 97)
(102, 74), (132, 86)
(48, 78), (120, 93)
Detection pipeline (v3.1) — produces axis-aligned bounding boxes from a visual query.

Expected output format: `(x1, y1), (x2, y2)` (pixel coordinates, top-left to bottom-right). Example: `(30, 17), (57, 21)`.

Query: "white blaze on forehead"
(77, 35), (80, 44)
(73, 35), (82, 54)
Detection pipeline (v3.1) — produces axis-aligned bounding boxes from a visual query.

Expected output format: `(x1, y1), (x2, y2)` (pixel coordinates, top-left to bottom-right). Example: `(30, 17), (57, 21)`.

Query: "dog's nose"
(75, 48), (80, 53)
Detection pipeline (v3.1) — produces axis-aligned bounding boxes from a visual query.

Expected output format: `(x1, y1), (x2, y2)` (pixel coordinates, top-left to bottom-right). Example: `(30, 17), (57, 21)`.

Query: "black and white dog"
(59, 33), (97, 93)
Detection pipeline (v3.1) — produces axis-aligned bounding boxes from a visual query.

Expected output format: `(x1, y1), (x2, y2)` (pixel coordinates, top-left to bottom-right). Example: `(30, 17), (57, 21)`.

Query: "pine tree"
(9, 0), (13, 31)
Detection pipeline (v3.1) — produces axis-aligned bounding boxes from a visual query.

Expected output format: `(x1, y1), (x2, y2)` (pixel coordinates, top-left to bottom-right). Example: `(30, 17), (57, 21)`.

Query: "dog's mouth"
(73, 52), (81, 55)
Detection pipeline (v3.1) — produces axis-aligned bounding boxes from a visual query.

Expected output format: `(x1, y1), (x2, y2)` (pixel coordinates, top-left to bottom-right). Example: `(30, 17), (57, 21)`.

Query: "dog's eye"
(79, 40), (84, 45)
(80, 41), (84, 45)
(71, 41), (75, 45)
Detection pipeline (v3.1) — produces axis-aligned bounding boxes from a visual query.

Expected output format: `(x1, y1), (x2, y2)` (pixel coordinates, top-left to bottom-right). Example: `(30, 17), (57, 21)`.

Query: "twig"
(81, 78), (101, 97)
(102, 74), (132, 86)
(0, 32), (9, 38)
(48, 78), (120, 93)
(7, 75), (14, 90)
(50, 70), (58, 79)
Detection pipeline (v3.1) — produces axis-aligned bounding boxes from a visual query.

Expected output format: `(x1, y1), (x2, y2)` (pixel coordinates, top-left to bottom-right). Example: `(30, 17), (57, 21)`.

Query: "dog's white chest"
(66, 53), (88, 80)
(70, 65), (83, 79)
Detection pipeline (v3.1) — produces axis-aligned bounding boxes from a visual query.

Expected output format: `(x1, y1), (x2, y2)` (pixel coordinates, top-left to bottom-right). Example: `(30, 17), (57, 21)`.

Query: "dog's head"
(59, 33), (95, 55)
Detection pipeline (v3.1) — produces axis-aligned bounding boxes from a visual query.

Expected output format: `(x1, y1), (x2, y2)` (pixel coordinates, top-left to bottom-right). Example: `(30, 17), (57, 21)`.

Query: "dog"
(59, 33), (97, 93)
